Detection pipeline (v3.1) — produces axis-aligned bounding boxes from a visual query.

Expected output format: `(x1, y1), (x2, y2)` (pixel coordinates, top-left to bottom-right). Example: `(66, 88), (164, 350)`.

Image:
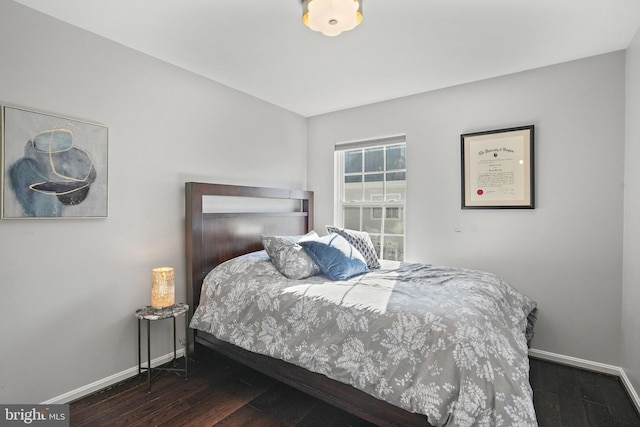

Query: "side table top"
(135, 303), (189, 320)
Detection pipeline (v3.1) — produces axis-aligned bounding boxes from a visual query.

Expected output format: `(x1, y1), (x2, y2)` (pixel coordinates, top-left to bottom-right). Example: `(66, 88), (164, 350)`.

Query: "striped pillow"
(326, 226), (381, 269)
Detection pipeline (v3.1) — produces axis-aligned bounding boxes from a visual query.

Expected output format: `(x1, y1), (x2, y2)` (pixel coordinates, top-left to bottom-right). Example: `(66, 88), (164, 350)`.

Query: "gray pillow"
(326, 226), (381, 269)
(261, 231), (321, 279)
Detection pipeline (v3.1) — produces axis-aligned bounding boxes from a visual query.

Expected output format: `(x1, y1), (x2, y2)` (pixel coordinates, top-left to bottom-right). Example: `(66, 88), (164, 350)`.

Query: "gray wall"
(307, 52), (626, 366)
(1, 0), (635, 405)
(0, 1), (307, 403)
(623, 28), (640, 395)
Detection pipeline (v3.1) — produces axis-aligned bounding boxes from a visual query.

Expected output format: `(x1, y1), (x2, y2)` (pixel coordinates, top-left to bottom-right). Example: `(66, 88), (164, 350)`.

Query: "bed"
(185, 182), (538, 427)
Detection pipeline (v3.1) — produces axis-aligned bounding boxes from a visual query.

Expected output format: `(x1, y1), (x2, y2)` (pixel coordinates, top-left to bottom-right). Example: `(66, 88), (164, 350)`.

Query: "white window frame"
(334, 135), (406, 261)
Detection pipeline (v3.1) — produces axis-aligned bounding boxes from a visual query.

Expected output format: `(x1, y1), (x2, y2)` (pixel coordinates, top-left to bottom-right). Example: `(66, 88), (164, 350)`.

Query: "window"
(335, 135), (406, 261)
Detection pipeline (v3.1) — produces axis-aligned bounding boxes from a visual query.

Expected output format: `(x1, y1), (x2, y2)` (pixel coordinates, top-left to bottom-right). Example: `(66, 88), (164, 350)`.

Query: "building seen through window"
(336, 138), (406, 261)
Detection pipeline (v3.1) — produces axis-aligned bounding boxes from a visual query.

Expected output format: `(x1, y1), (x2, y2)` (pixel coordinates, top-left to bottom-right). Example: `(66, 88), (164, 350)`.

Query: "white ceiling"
(12, 0), (640, 117)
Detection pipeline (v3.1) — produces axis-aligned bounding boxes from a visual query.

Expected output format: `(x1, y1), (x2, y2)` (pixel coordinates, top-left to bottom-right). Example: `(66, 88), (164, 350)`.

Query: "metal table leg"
(137, 318), (141, 375)
(147, 319), (151, 392)
(185, 314), (188, 380)
(173, 317), (177, 366)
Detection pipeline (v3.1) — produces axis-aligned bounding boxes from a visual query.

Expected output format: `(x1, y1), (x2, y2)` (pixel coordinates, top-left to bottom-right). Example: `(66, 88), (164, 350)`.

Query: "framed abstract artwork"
(1, 106), (108, 218)
(461, 125), (534, 209)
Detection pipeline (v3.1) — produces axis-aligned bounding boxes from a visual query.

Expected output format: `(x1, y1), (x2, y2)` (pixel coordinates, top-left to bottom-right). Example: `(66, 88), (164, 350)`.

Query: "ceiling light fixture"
(302, 0), (363, 37)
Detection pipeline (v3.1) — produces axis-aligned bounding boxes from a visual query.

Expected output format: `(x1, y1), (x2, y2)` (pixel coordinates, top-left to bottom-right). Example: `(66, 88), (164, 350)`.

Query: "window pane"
(345, 150), (362, 173)
(384, 207), (404, 234)
(364, 178), (383, 202)
(344, 179), (362, 202)
(385, 176), (405, 202)
(364, 147), (384, 172)
(386, 172), (405, 181)
(343, 207), (361, 230)
(369, 234), (381, 257)
(386, 145), (405, 171)
(383, 236), (404, 261)
(345, 175), (362, 183)
(362, 207), (382, 234)
(364, 173), (384, 182)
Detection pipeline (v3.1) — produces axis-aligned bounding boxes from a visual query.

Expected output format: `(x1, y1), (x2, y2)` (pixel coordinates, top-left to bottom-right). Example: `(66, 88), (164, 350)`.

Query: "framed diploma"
(461, 125), (534, 209)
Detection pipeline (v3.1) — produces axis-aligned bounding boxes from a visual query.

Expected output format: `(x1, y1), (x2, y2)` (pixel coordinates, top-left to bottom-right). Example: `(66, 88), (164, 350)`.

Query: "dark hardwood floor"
(530, 358), (640, 426)
(70, 346), (640, 426)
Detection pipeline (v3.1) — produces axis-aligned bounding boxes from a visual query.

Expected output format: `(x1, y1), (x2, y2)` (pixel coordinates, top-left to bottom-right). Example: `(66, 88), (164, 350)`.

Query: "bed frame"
(185, 182), (430, 427)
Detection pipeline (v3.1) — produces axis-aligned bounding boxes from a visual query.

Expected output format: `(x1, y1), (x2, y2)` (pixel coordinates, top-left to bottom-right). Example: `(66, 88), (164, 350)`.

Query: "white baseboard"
(529, 348), (640, 413)
(42, 347), (640, 414)
(41, 349), (185, 405)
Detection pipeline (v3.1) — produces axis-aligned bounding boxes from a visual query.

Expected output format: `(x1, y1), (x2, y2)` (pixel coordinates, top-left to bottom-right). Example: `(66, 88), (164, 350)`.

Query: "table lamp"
(151, 267), (175, 309)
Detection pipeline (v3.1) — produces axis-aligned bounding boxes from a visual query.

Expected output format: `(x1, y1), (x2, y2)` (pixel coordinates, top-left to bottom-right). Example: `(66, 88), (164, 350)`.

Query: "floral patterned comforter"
(190, 251), (538, 426)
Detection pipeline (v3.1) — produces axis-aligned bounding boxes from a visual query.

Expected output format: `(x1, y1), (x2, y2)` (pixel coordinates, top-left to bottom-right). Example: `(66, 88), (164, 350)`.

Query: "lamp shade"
(151, 267), (175, 308)
(302, 0), (363, 37)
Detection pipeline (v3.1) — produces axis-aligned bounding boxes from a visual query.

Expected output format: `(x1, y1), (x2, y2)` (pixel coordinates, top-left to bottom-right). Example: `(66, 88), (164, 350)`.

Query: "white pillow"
(326, 226), (381, 269)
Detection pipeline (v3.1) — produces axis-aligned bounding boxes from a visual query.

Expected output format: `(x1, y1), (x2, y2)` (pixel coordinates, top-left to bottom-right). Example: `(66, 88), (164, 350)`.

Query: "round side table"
(135, 303), (189, 391)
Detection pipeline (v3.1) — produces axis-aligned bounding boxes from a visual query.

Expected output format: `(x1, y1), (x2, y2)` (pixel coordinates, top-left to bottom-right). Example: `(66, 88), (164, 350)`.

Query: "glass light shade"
(151, 267), (175, 309)
(302, 0), (362, 37)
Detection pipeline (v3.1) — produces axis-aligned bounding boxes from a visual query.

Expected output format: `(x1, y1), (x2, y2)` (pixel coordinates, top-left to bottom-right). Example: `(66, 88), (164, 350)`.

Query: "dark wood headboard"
(185, 182), (314, 323)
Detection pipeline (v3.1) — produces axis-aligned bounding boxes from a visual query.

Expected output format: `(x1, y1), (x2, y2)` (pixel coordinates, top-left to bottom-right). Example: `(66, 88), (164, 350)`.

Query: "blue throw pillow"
(299, 233), (369, 280)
